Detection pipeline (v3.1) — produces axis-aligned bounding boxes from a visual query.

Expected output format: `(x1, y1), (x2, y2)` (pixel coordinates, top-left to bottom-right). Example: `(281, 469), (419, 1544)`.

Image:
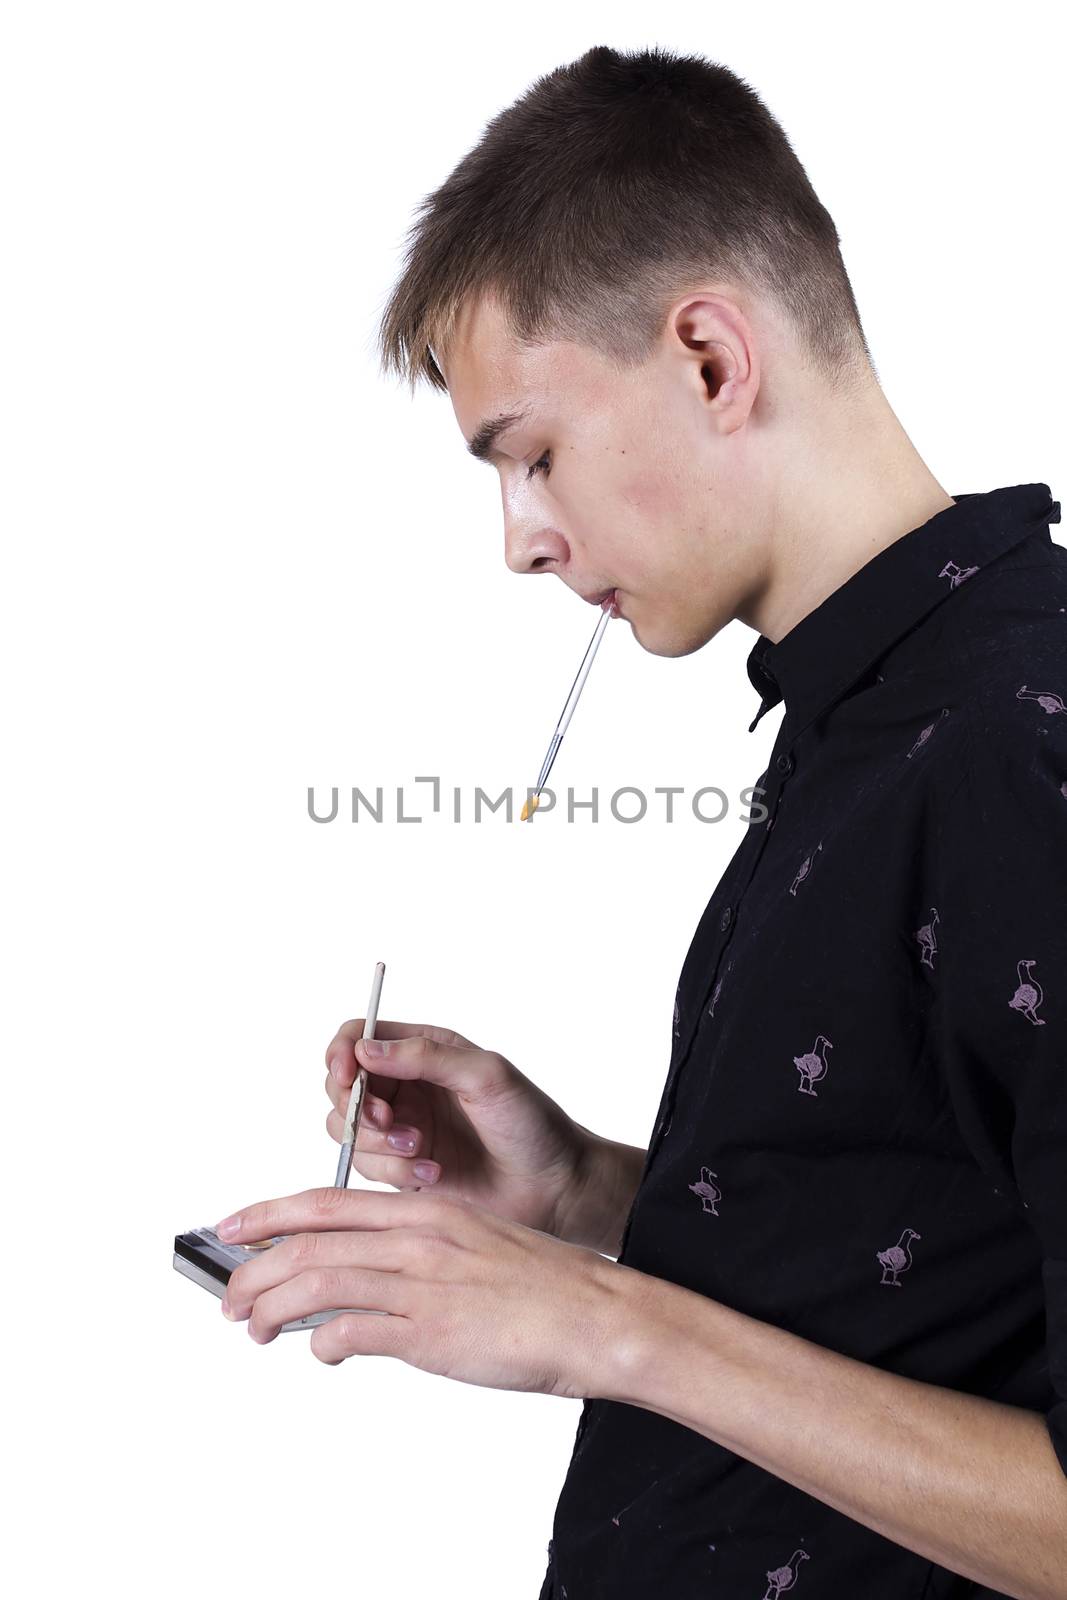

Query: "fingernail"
(413, 1161), (438, 1181)
(221, 1296), (236, 1319)
(387, 1130), (416, 1152)
(216, 1216), (241, 1240)
(360, 1038), (385, 1057)
(329, 1057), (345, 1080)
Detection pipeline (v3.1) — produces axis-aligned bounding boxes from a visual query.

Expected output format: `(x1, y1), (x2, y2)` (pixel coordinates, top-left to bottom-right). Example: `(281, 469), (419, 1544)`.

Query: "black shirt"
(539, 482), (1067, 1599)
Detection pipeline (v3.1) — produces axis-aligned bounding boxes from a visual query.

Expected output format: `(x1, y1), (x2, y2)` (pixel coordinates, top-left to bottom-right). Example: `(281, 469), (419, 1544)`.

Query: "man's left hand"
(215, 1186), (639, 1395)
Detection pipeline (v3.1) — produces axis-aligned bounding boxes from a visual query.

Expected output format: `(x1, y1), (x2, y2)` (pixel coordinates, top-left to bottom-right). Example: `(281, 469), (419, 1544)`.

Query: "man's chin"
(631, 614), (714, 659)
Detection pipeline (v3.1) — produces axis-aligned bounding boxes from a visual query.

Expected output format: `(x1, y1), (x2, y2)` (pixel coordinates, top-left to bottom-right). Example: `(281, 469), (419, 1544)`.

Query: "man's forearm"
(597, 1269), (1067, 1600)
(556, 1134), (646, 1256)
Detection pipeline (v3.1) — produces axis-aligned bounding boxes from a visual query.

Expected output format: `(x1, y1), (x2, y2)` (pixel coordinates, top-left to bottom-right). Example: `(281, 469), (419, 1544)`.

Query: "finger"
(326, 1019), (478, 1088)
(323, 1068), (435, 1166)
(246, 1267), (406, 1345)
(310, 1308), (411, 1366)
(324, 1103), (421, 1157)
(324, 1071), (393, 1130)
(224, 1228), (407, 1321)
(324, 1107), (440, 1187)
(351, 1031), (505, 1101)
(325, 1030), (397, 1099)
(323, 1107), (435, 1171)
(215, 1186), (429, 1246)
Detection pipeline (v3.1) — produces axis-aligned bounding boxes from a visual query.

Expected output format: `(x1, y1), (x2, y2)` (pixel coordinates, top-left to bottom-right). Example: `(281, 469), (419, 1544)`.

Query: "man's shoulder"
(941, 630), (1067, 833)
(962, 617), (1066, 741)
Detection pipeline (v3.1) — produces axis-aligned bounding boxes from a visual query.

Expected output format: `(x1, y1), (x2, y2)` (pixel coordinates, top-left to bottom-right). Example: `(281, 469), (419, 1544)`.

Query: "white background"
(2, 2), (1063, 1595)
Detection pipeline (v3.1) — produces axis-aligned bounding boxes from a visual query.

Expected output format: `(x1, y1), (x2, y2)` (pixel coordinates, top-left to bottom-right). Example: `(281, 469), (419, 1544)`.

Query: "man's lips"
(581, 587), (617, 611)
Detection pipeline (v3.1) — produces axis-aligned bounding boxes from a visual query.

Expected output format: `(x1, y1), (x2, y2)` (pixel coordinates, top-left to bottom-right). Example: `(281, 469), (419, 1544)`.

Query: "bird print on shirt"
(1016, 683), (1066, 716)
(905, 706), (951, 759)
(938, 559), (980, 588)
(915, 906), (940, 968)
(1009, 959), (1046, 1025)
(789, 841), (823, 896)
(762, 1549), (810, 1598)
(688, 1167), (721, 1216)
(876, 1228), (922, 1286)
(793, 1034), (833, 1095)
(708, 961), (731, 1018)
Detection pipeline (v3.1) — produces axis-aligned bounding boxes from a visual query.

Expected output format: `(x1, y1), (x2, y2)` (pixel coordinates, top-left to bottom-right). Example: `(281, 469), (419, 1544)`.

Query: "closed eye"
(526, 451), (551, 480)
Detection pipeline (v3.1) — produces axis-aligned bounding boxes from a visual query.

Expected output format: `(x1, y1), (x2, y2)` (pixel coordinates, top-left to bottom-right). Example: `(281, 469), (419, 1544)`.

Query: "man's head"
(377, 45), (881, 656)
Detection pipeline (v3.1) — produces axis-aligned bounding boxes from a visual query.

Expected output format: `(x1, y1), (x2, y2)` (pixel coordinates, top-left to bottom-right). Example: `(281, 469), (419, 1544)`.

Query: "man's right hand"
(323, 1018), (600, 1240)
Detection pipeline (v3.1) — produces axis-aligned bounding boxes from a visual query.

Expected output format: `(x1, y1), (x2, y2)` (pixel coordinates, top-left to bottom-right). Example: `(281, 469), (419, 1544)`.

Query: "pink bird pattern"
(876, 1228), (922, 1286)
(915, 906), (940, 968)
(793, 1034), (833, 1095)
(1009, 959), (1046, 1025)
(905, 706), (950, 759)
(1016, 683), (1066, 716)
(688, 1167), (722, 1216)
(762, 1549), (810, 1598)
(938, 558), (979, 588)
(708, 961), (732, 1018)
(789, 841), (823, 896)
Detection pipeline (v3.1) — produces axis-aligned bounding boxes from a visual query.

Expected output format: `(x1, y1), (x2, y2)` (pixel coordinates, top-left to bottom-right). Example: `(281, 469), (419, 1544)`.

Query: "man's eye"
(526, 451), (551, 480)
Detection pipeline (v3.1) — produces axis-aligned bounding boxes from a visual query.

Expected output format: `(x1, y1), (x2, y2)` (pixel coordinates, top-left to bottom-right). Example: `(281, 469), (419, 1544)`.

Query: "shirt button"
(776, 752), (794, 775)
(720, 905), (732, 931)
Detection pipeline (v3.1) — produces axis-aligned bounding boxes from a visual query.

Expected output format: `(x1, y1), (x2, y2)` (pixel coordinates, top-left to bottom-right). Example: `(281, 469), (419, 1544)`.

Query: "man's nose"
(503, 513), (567, 576)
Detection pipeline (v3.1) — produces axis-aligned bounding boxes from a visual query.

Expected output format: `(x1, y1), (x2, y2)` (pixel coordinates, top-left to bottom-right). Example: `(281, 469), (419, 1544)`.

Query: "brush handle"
(555, 608), (610, 737)
(531, 610), (611, 797)
(535, 732), (564, 792)
(332, 961), (385, 1188)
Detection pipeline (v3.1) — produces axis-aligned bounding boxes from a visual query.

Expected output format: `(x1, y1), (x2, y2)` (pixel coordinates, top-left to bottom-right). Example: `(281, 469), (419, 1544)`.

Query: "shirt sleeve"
(934, 678), (1067, 1478)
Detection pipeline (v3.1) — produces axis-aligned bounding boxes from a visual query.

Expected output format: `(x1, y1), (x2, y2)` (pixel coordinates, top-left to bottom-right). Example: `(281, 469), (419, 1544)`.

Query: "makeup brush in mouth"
(520, 592), (617, 821)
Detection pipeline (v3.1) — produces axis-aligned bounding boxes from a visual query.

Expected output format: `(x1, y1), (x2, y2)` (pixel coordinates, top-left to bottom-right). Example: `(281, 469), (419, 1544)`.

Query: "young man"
(219, 46), (1067, 1598)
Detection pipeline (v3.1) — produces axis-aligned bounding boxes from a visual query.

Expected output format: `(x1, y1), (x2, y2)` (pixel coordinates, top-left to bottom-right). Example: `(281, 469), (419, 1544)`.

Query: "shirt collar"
(745, 482), (1061, 735)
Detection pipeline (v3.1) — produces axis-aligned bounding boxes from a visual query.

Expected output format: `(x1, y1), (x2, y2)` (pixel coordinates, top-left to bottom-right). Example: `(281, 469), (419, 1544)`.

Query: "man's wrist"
(555, 1132), (647, 1256)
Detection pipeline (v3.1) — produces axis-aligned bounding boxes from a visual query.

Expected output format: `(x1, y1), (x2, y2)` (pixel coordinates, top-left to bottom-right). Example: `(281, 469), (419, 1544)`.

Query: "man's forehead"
(444, 296), (530, 411)
(444, 298), (603, 452)
(444, 325), (540, 458)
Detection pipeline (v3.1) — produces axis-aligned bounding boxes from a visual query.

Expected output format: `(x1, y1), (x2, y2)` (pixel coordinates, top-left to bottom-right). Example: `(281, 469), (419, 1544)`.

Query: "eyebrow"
(466, 406), (532, 465)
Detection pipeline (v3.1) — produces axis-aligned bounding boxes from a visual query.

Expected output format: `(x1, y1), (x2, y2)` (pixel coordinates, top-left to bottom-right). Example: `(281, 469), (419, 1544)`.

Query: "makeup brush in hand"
(334, 960), (386, 1188)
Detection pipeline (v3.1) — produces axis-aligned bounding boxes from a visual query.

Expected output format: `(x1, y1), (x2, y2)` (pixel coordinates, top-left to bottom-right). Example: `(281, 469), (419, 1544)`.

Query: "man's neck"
(743, 385), (956, 646)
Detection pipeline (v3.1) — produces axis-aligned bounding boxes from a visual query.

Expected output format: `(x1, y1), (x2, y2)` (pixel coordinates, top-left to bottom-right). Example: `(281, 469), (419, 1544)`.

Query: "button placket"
(647, 742), (794, 1169)
(652, 905), (742, 1159)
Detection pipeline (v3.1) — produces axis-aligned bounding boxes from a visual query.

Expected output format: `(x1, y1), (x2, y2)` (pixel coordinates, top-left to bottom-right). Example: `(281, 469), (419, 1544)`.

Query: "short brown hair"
(377, 45), (874, 397)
